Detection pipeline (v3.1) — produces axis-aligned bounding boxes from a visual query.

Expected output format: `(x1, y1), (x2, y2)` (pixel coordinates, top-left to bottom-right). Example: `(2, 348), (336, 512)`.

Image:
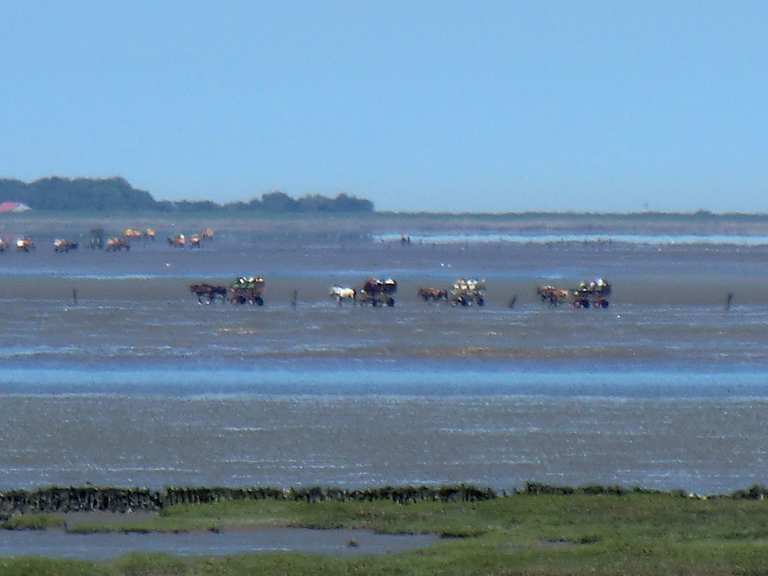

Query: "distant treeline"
(0, 177), (374, 213)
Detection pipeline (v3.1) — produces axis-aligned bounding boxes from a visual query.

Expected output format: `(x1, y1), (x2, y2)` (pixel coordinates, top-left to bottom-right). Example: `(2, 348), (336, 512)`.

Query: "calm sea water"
(0, 215), (767, 493)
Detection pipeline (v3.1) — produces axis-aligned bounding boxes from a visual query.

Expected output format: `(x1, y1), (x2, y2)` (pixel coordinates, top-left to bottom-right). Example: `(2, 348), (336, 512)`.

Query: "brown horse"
(537, 285), (570, 306)
(190, 284), (228, 304)
(418, 287), (448, 302)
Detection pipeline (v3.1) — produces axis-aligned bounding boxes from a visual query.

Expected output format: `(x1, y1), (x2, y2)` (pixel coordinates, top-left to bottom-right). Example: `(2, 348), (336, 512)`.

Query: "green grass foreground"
(3, 491), (768, 575)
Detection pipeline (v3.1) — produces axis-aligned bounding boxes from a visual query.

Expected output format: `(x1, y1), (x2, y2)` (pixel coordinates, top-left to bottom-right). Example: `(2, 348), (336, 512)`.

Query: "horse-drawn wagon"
(15, 238), (35, 252)
(229, 276), (265, 305)
(123, 228), (144, 240)
(53, 239), (79, 253)
(449, 278), (486, 306)
(357, 277), (398, 307)
(106, 237), (130, 252)
(537, 277), (611, 309)
(168, 234), (186, 248)
(571, 278), (611, 308)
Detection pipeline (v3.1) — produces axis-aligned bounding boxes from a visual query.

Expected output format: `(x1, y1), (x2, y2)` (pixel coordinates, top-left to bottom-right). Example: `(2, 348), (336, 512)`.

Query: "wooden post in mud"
(72, 288), (78, 306)
(291, 289), (298, 309)
(508, 295), (517, 309)
(725, 292), (734, 312)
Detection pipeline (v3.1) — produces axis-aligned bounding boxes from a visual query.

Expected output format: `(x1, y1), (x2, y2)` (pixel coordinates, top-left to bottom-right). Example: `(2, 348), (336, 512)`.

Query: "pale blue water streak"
(0, 363), (766, 399)
(374, 232), (768, 246)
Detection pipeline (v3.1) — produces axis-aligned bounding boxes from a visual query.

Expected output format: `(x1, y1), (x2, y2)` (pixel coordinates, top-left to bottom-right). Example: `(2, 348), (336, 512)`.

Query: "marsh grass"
(0, 514), (66, 531)
(4, 491), (768, 575)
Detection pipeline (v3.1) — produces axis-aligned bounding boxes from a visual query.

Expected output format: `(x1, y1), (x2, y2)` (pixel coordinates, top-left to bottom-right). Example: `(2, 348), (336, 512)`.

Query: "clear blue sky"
(0, 1), (765, 212)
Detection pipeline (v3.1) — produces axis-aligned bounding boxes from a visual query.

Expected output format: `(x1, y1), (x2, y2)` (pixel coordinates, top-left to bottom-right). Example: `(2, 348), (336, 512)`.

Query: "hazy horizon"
(7, 173), (768, 217)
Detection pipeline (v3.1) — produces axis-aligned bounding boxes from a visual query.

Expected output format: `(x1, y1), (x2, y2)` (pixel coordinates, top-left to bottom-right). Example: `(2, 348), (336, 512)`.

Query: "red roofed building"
(0, 202), (31, 213)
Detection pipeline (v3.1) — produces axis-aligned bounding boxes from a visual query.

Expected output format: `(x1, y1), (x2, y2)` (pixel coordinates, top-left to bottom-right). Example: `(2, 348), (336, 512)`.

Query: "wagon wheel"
(386, 297), (395, 307)
(476, 297), (485, 307)
(255, 296), (264, 306)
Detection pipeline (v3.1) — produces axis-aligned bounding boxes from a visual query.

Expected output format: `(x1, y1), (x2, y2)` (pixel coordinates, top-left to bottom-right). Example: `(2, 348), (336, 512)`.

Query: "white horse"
(330, 286), (356, 305)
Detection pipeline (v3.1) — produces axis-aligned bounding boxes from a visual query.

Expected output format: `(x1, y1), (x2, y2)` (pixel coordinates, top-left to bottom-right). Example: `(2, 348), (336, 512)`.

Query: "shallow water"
(1, 392), (767, 492)
(0, 528), (437, 560)
(0, 215), (767, 493)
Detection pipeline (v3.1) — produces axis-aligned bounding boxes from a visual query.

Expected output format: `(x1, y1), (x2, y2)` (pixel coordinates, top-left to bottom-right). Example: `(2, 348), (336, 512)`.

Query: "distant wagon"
(229, 276), (265, 306)
(357, 277), (397, 307)
(575, 278), (611, 298)
(168, 234), (186, 248)
(106, 237), (130, 252)
(0, 239), (6, 252)
(571, 278), (611, 309)
(123, 228), (144, 240)
(15, 238), (35, 252)
(537, 277), (611, 309)
(449, 278), (486, 307)
(53, 239), (79, 253)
